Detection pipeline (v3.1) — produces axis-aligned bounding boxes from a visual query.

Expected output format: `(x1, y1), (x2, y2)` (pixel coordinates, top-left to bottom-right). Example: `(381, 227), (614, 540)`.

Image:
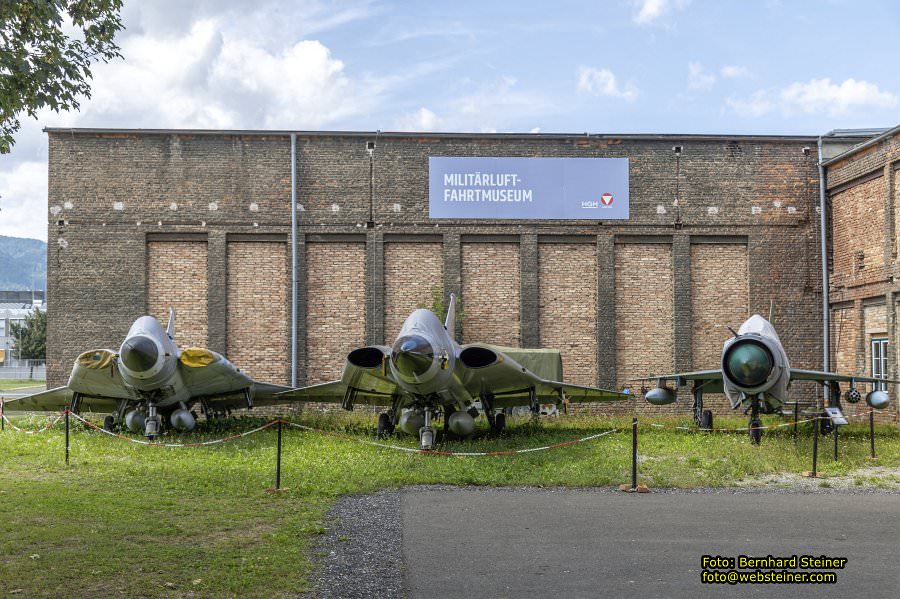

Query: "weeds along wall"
(46, 129), (824, 417)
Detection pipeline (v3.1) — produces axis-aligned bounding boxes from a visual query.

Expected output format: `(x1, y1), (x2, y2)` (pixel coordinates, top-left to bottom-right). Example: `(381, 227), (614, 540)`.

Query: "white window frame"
(871, 337), (888, 391)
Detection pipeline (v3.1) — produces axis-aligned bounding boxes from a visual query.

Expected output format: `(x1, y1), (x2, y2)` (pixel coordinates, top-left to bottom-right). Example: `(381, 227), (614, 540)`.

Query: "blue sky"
(2, 0), (898, 240)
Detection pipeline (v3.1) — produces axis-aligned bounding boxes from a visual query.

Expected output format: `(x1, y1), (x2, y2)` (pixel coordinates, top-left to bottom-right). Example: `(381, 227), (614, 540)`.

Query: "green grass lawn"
(0, 379), (44, 391)
(0, 412), (897, 598)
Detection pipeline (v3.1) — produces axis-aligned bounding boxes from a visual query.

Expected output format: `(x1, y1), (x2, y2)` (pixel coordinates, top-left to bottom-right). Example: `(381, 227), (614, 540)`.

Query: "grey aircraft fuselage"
(643, 313), (893, 442)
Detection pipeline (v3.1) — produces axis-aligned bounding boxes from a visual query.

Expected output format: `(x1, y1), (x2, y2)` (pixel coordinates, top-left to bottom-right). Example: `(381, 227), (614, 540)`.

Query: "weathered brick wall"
(690, 243), (749, 413)
(830, 177), (885, 289)
(305, 242), (366, 384)
(461, 242), (521, 346)
(538, 242), (598, 386)
(147, 240), (208, 348)
(46, 130), (826, 426)
(383, 242), (443, 342)
(226, 241), (289, 384)
(825, 128), (900, 424)
(615, 243), (673, 415)
(830, 304), (861, 379)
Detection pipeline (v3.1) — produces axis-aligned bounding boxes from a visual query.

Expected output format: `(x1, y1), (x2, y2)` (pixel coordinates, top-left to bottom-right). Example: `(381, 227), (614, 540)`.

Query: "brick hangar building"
(43, 126), (900, 421)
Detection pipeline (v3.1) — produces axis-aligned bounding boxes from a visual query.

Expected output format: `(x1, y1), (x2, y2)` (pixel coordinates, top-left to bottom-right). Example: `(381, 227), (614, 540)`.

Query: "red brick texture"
(538, 243), (598, 386)
(691, 243), (749, 413)
(615, 243), (673, 414)
(461, 242), (521, 346)
(147, 241), (208, 348)
(226, 241), (289, 384)
(305, 242), (367, 384)
(383, 242), (443, 343)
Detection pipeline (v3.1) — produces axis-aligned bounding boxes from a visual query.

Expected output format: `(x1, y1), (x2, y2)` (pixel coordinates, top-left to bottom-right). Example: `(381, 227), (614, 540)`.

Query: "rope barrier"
(1, 412), (63, 434)
(66, 411), (280, 447)
(282, 420), (620, 456)
(644, 409), (879, 433)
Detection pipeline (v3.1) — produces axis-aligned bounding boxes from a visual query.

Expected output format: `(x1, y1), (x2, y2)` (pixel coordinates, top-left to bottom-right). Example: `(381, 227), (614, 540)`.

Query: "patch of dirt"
(737, 465), (900, 491)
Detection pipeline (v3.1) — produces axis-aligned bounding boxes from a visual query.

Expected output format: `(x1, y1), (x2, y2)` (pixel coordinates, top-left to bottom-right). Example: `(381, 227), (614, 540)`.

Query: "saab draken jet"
(278, 294), (628, 449)
(6, 310), (292, 438)
(637, 314), (895, 443)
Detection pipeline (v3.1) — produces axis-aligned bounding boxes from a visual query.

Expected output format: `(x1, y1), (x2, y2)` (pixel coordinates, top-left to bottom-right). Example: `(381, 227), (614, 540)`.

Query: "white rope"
(283, 421), (619, 456)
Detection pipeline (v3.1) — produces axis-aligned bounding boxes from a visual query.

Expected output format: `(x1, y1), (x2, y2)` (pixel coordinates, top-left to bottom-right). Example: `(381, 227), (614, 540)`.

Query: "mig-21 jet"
(636, 314), (895, 443)
(278, 294), (628, 449)
(5, 309), (293, 438)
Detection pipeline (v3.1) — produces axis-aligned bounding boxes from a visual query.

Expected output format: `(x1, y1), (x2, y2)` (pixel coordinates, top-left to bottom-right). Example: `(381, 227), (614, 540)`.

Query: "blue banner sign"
(429, 156), (629, 220)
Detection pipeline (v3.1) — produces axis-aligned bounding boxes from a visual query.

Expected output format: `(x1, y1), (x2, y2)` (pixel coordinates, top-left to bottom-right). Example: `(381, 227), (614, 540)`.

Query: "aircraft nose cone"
(725, 341), (773, 388)
(120, 336), (159, 372)
(392, 335), (434, 377)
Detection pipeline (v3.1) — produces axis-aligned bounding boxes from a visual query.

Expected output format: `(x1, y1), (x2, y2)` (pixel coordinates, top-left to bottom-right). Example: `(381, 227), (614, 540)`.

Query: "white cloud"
(0, 161), (48, 241)
(688, 62), (716, 91)
(577, 66), (638, 101)
(727, 77), (898, 117)
(392, 107), (442, 131)
(720, 65), (750, 78)
(631, 0), (691, 25)
(725, 91), (775, 118)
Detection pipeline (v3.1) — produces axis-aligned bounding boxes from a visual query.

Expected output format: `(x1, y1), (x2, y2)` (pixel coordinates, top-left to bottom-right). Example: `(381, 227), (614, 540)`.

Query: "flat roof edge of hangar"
(43, 126), (819, 144)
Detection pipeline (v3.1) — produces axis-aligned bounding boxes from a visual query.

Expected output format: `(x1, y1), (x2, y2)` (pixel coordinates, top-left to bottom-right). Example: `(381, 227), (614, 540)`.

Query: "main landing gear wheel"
(819, 414), (835, 436)
(749, 418), (762, 445)
(700, 410), (713, 432)
(377, 413), (394, 438)
(103, 415), (115, 432)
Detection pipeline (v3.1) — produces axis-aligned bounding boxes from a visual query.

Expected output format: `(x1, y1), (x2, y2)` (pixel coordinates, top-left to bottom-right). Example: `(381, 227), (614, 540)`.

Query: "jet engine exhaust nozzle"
(723, 340), (774, 389)
(120, 336), (159, 372)
(392, 335), (434, 377)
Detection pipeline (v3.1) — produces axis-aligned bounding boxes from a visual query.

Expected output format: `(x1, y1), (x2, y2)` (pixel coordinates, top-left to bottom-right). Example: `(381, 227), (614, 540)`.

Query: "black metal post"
(631, 417), (638, 491)
(65, 410), (70, 466)
(1, 399), (4, 431)
(276, 419), (283, 490)
(833, 426), (839, 461)
(793, 401), (798, 438)
(811, 416), (818, 477)
(870, 411), (876, 459)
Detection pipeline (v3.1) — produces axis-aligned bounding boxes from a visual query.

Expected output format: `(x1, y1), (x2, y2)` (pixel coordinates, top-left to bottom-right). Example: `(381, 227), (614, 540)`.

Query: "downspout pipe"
(290, 133), (298, 387)
(818, 136), (830, 374)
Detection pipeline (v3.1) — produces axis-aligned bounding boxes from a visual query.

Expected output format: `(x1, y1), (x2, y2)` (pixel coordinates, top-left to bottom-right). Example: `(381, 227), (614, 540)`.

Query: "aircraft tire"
(700, 410), (713, 432)
(103, 415), (115, 432)
(494, 413), (506, 434)
(749, 419), (762, 444)
(377, 413), (391, 438)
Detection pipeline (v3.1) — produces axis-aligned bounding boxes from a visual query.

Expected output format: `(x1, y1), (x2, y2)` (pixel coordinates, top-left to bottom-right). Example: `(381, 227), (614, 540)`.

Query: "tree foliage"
(9, 307), (46, 359)
(0, 0), (124, 153)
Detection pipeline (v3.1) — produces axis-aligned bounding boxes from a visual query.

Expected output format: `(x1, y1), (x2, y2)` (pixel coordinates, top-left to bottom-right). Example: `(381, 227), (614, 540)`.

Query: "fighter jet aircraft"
(636, 314), (895, 443)
(5, 309), (292, 438)
(278, 294), (628, 449)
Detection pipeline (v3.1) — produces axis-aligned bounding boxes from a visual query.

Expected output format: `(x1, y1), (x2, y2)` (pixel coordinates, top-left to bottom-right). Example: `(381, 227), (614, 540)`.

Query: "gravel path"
(301, 482), (899, 598)
(299, 489), (405, 599)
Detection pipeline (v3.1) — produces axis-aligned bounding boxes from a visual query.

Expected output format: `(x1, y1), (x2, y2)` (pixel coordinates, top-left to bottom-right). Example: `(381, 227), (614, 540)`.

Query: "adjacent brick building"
(824, 125), (900, 422)
(46, 128), (832, 417)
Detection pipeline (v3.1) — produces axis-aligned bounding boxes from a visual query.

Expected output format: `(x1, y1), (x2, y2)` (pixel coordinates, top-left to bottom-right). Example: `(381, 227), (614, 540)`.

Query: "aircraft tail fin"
(166, 307), (176, 340)
(444, 293), (457, 338)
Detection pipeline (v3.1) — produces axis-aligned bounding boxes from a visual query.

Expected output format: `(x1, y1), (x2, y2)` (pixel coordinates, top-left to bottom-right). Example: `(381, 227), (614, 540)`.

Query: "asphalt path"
(0, 384), (45, 400)
(401, 487), (899, 599)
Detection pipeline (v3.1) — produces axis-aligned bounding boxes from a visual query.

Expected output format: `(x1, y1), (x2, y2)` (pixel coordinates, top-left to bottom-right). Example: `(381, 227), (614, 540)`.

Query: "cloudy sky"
(2, 0), (898, 241)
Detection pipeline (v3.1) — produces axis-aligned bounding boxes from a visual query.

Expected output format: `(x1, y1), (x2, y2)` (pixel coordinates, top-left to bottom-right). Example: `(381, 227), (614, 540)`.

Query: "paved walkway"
(402, 488), (899, 598)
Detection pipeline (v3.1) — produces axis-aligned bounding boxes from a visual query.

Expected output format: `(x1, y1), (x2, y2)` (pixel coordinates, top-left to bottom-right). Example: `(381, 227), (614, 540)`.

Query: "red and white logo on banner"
(600, 193), (614, 206)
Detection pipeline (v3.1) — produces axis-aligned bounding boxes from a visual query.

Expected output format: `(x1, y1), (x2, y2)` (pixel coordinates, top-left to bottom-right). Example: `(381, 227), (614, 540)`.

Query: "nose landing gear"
(418, 408), (436, 450)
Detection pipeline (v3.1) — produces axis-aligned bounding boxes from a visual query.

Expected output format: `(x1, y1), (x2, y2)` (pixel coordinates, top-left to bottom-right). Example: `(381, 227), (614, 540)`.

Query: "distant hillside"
(0, 235), (47, 291)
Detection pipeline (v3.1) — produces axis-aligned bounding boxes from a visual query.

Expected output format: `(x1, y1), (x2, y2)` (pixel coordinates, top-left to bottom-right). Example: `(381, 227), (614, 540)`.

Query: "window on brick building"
(871, 337), (888, 391)
(0, 319), (5, 336)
